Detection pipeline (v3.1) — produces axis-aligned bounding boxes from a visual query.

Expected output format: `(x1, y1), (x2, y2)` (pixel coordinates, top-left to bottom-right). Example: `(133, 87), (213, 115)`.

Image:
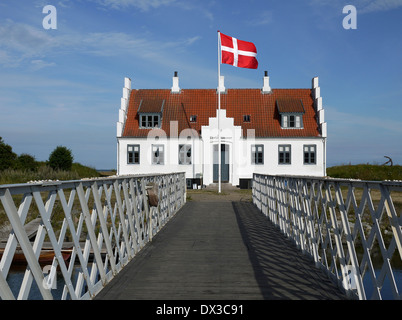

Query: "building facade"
(116, 72), (327, 188)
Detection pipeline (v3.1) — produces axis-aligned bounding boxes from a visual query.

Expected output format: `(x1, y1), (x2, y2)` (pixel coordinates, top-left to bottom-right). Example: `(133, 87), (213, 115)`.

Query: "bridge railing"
(253, 173), (402, 300)
(0, 172), (186, 300)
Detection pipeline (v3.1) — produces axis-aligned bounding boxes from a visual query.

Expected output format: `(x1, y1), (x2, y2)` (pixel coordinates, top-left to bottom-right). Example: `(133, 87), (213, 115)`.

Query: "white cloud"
(30, 59), (56, 70)
(0, 19), (201, 69)
(0, 20), (56, 67)
(91, 0), (214, 21)
(93, 0), (177, 11)
(309, 0), (402, 14)
(248, 10), (273, 26)
(358, 0), (402, 13)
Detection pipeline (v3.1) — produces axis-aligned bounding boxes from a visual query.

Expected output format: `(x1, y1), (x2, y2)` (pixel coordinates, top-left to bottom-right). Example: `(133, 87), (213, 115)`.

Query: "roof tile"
(122, 88), (320, 138)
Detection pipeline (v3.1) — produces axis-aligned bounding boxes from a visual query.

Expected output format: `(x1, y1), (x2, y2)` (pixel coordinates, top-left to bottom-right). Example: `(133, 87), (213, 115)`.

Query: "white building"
(116, 72), (327, 188)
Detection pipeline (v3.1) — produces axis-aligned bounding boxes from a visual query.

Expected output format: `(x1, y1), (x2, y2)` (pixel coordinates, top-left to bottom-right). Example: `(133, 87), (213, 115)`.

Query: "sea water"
(4, 267), (402, 300)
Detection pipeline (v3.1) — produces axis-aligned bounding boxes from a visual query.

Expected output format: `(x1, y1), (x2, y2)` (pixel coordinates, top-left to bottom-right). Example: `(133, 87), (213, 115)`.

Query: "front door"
(213, 144), (229, 183)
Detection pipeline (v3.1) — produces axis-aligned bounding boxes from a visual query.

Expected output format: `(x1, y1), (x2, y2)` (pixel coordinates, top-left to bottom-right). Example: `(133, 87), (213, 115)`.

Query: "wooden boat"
(0, 248), (71, 265)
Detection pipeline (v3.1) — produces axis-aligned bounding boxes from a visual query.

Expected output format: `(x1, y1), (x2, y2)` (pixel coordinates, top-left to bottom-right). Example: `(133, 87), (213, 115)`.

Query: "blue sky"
(0, 0), (401, 170)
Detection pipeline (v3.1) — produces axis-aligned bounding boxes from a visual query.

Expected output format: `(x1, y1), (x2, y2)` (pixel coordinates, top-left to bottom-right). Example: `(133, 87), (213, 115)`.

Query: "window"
(278, 145), (291, 164)
(243, 115), (251, 122)
(140, 114), (160, 128)
(190, 115), (197, 122)
(179, 144), (192, 165)
(304, 145), (316, 164)
(127, 145), (140, 164)
(152, 145), (164, 165)
(281, 114), (303, 128)
(251, 145), (264, 164)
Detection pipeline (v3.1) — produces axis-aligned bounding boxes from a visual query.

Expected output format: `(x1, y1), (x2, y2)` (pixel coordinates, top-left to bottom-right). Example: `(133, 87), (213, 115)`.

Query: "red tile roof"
(276, 98), (305, 114)
(122, 88), (320, 138)
(138, 99), (165, 113)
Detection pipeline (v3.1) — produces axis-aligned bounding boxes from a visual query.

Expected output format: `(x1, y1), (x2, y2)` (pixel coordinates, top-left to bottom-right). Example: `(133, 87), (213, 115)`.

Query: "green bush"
(48, 146), (74, 171)
(327, 164), (402, 181)
(15, 154), (38, 171)
(0, 137), (17, 171)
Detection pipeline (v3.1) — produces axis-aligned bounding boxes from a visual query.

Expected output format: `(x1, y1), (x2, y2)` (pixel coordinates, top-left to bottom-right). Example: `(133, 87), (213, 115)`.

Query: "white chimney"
(262, 70), (271, 93)
(217, 75), (225, 93)
(171, 71), (180, 93)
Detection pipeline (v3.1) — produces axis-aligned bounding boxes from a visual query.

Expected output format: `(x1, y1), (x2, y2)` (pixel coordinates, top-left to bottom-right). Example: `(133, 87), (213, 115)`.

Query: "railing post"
(76, 182), (107, 285)
(252, 173), (402, 300)
(0, 172), (186, 300)
(0, 189), (53, 300)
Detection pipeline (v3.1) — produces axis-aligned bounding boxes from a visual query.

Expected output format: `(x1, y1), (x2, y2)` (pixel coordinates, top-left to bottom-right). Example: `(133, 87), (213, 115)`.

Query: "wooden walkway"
(95, 193), (348, 300)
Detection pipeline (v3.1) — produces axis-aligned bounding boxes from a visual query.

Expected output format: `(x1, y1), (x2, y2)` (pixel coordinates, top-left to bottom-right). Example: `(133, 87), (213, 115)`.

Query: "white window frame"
(278, 144), (291, 164)
(304, 144), (316, 165)
(179, 144), (192, 165)
(127, 144), (140, 164)
(152, 144), (164, 165)
(140, 113), (160, 128)
(251, 145), (264, 165)
(281, 114), (303, 129)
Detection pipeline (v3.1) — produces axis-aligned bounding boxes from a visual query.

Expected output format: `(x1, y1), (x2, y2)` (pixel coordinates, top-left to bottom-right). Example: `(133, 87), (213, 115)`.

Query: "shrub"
(327, 164), (402, 181)
(48, 146), (74, 171)
(15, 153), (38, 171)
(0, 137), (17, 171)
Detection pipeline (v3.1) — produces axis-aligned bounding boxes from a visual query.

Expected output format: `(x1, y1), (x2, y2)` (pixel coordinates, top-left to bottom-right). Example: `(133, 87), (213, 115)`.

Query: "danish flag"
(219, 32), (258, 69)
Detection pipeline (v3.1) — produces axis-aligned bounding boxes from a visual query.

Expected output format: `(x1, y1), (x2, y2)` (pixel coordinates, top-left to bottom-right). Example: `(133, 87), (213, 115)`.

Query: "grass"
(316, 164), (402, 269)
(0, 163), (101, 185)
(327, 164), (402, 181)
(0, 163), (104, 229)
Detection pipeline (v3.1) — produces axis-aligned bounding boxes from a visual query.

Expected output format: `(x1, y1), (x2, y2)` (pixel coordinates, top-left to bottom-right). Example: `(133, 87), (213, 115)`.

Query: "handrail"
(0, 172), (186, 300)
(252, 173), (402, 300)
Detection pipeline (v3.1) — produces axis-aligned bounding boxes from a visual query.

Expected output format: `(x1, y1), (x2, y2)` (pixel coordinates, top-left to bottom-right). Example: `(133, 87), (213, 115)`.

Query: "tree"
(16, 153), (38, 171)
(0, 137), (17, 170)
(48, 146), (74, 171)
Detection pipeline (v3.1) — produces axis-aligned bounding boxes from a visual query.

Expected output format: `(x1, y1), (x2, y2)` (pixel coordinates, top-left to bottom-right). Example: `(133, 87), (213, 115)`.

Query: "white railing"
(253, 174), (402, 300)
(0, 172), (186, 300)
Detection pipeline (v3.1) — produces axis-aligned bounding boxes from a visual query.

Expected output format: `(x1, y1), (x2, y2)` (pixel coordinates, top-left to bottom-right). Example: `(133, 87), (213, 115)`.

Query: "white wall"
(118, 108), (326, 185)
(118, 136), (325, 184)
(237, 137), (325, 180)
(118, 136), (203, 178)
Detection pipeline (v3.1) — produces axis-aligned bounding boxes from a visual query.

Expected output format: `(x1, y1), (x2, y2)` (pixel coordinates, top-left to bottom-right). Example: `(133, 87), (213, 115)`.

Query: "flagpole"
(217, 30), (221, 193)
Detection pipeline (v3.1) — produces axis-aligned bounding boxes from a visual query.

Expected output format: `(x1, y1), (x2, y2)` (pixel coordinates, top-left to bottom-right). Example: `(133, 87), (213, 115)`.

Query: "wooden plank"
(24, 218), (42, 240)
(95, 201), (348, 300)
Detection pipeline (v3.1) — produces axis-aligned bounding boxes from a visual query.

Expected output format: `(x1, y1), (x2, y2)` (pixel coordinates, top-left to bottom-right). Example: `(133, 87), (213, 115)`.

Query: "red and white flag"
(219, 32), (258, 69)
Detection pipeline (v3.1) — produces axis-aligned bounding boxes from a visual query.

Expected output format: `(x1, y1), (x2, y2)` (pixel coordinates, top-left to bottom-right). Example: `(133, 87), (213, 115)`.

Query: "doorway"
(213, 144), (229, 183)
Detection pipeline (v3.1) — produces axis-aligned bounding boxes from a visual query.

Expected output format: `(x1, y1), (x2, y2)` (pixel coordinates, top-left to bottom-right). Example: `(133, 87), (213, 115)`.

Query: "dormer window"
(140, 114), (160, 128)
(276, 98), (305, 129)
(190, 115), (197, 122)
(281, 114), (303, 128)
(138, 99), (164, 129)
(243, 115), (251, 122)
